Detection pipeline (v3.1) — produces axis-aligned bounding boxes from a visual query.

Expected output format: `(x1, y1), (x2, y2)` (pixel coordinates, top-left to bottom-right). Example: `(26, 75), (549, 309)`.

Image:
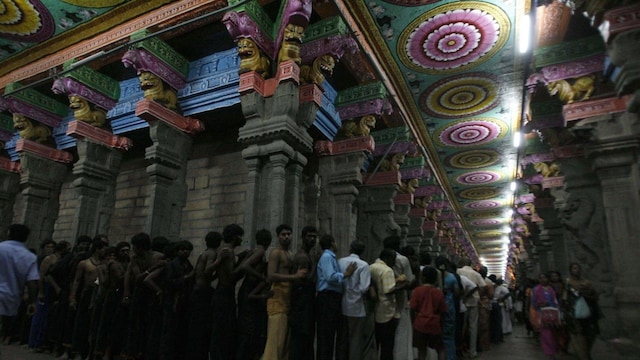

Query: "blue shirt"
(0, 240), (39, 316)
(316, 249), (344, 293)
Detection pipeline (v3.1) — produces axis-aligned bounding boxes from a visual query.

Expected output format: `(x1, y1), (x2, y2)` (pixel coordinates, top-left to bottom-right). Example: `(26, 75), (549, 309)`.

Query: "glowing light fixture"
(519, 14), (531, 54)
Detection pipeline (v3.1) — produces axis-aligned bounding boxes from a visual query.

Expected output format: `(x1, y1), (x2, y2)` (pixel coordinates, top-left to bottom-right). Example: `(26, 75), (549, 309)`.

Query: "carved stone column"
(144, 121), (193, 241)
(356, 172), (401, 263)
(406, 208), (427, 251)
(0, 165), (20, 240)
(16, 153), (67, 248)
(394, 194), (412, 246)
(317, 137), (374, 257)
(71, 140), (123, 239)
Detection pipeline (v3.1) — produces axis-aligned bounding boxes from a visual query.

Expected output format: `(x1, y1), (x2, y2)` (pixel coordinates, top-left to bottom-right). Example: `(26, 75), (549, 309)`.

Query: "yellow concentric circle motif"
(459, 187), (499, 200)
(0, 0), (40, 36)
(398, 1), (510, 74)
(446, 149), (500, 169)
(475, 231), (504, 238)
(421, 74), (499, 118)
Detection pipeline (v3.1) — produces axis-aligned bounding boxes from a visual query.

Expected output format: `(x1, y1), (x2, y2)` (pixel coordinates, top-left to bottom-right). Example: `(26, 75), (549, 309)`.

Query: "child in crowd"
(410, 266), (448, 360)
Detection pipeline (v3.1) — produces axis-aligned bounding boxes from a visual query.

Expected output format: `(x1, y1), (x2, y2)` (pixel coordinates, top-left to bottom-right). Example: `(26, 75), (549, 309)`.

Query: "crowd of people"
(0, 222), (598, 360)
(523, 264), (601, 360)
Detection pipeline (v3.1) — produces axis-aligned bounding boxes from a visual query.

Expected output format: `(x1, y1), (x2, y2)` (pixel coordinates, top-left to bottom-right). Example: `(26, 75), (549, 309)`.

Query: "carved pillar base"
(406, 208), (427, 251)
(0, 168), (20, 240)
(145, 121), (193, 241)
(16, 153), (67, 248)
(71, 140), (123, 240)
(357, 172), (401, 263)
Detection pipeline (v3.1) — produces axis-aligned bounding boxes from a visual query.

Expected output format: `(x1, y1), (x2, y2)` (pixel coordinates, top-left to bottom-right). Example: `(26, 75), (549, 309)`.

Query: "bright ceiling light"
(519, 14), (531, 54)
(510, 181), (517, 192)
(513, 131), (521, 148)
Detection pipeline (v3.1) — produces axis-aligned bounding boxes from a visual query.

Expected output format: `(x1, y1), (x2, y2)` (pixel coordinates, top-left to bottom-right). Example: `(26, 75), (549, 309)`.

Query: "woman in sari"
(435, 256), (459, 360)
(532, 273), (560, 359)
(563, 263), (599, 360)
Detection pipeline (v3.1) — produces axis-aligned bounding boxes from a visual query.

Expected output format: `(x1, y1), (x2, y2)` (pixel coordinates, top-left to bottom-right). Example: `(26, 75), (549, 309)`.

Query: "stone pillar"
(145, 121), (193, 241)
(406, 208), (427, 251)
(71, 140), (123, 240)
(356, 172), (401, 263)
(317, 137), (374, 256)
(0, 167), (19, 240)
(393, 194), (412, 247)
(237, 62), (322, 244)
(16, 153), (67, 248)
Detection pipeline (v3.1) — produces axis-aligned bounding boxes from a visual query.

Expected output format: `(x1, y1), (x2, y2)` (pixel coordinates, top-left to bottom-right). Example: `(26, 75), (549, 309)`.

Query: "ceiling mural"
(352, 0), (525, 272)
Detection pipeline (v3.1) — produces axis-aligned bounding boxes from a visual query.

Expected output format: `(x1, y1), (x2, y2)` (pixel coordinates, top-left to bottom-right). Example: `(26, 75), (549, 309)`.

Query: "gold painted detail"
(277, 23), (304, 65)
(0, 0), (41, 36)
(139, 71), (178, 112)
(342, 115), (376, 138)
(237, 38), (270, 78)
(12, 114), (50, 143)
(69, 96), (107, 128)
(547, 75), (595, 104)
(300, 54), (336, 86)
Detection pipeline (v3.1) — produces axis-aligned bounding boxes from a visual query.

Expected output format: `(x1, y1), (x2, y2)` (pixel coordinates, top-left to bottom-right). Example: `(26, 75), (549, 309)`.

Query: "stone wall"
(53, 178), (80, 242)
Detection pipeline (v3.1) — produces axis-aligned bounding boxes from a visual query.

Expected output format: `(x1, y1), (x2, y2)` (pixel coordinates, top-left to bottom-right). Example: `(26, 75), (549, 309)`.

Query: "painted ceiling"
(0, 0), (530, 273)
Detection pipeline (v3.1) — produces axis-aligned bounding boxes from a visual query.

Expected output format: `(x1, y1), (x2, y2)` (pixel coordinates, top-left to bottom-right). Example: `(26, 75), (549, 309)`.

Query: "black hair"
(90, 238), (109, 253)
(131, 232), (151, 251)
(255, 229), (272, 247)
(275, 224), (292, 235)
(222, 224), (244, 243)
(399, 245), (416, 257)
(422, 266), (438, 285)
(104, 247), (118, 258)
(76, 235), (92, 245)
(40, 238), (56, 249)
(382, 235), (401, 251)
(116, 241), (130, 251)
(379, 248), (396, 264)
(349, 240), (365, 256)
(55, 241), (71, 253)
(205, 231), (223, 249)
(319, 234), (334, 250)
(175, 240), (194, 251)
(152, 236), (170, 253)
(301, 225), (317, 238)
(419, 251), (432, 266)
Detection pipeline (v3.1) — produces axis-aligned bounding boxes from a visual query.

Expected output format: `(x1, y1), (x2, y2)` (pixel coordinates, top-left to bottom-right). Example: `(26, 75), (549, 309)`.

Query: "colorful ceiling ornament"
(419, 72), (500, 118)
(446, 149), (501, 169)
(458, 186), (500, 200)
(0, 0), (54, 42)
(471, 219), (503, 227)
(464, 199), (502, 210)
(455, 170), (502, 185)
(435, 117), (507, 147)
(398, 2), (510, 74)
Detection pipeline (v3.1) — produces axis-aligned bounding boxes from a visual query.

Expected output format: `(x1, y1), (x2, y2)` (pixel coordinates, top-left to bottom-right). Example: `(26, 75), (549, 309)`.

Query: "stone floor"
(1, 323), (636, 360)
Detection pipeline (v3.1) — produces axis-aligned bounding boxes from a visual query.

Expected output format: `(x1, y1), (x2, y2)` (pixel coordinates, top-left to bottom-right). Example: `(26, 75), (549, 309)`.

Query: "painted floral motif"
(446, 149), (499, 169)
(471, 219), (502, 226)
(398, 2), (509, 74)
(474, 230), (504, 238)
(467, 210), (502, 219)
(0, 0), (54, 42)
(420, 73), (499, 118)
(465, 200), (501, 210)
(436, 117), (507, 147)
(458, 186), (499, 200)
(456, 171), (501, 185)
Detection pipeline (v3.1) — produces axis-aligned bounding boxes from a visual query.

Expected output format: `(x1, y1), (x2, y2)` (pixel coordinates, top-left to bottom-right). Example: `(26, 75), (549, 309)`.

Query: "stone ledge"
(0, 157), (20, 173)
(363, 171), (401, 186)
(135, 99), (205, 135)
(66, 120), (133, 150)
(15, 139), (73, 163)
(563, 95), (631, 122)
(394, 193), (414, 205)
(315, 136), (375, 155)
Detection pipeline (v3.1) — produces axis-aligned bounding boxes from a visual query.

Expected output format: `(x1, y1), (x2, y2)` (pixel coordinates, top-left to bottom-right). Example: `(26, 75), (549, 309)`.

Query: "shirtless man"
(262, 224), (307, 360)
(69, 237), (108, 360)
(289, 225), (318, 360)
(186, 231), (222, 360)
(210, 224), (244, 360)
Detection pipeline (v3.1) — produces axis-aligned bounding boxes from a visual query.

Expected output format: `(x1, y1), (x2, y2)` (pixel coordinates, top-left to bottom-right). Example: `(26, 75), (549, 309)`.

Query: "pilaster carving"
(0, 168), (20, 240)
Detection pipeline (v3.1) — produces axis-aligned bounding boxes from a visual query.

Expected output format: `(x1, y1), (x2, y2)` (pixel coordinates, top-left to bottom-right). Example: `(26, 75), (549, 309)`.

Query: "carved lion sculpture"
(343, 115), (376, 138)
(399, 179), (419, 194)
(547, 75), (595, 104)
(69, 95), (106, 128)
(414, 196), (432, 208)
(139, 71), (179, 112)
(533, 161), (560, 177)
(300, 54), (336, 86)
(13, 114), (51, 143)
(277, 23), (304, 65)
(426, 208), (441, 221)
(380, 153), (405, 172)
(237, 38), (270, 78)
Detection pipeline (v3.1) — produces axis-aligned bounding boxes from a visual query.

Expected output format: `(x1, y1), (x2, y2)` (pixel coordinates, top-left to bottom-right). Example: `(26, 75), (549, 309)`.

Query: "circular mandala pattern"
(456, 170), (501, 185)
(464, 200), (501, 210)
(446, 149), (500, 169)
(398, 2), (510, 74)
(471, 219), (502, 226)
(0, 0), (54, 42)
(458, 187), (499, 200)
(420, 73), (499, 118)
(436, 118), (507, 147)
(467, 210), (502, 219)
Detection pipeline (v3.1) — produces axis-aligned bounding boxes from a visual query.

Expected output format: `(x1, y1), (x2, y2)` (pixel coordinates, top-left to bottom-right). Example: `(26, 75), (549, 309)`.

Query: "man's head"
(90, 238), (109, 258)
(457, 256), (472, 268)
(205, 231), (222, 249)
(175, 240), (194, 259)
(75, 235), (92, 253)
(116, 241), (130, 261)
(319, 234), (335, 251)
(222, 224), (244, 246)
(379, 248), (396, 268)
(255, 229), (272, 247)
(349, 240), (365, 256)
(435, 256), (450, 272)
(301, 225), (318, 250)
(419, 251), (432, 266)
(421, 266), (438, 285)
(152, 236), (170, 253)
(382, 235), (401, 251)
(55, 241), (71, 256)
(131, 232), (151, 255)
(40, 239), (56, 256)
(276, 224), (293, 248)
(479, 266), (488, 278)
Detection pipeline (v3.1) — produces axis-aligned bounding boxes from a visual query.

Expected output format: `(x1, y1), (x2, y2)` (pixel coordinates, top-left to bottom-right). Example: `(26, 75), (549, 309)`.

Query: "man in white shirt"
(456, 257), (486, 358)
(338, 241), (376, 360)
(0, 224), (39, 357)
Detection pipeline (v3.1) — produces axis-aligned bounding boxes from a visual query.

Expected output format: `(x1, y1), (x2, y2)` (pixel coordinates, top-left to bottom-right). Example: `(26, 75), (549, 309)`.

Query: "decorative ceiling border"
(0, 0), (227, 90)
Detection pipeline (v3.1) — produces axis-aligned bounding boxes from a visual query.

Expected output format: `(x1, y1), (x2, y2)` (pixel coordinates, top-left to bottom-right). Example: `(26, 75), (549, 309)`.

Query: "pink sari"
(532, 285), (559, 356)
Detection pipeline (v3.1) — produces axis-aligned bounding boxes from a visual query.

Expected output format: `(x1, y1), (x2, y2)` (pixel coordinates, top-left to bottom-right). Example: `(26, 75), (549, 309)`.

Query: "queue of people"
(1, 222), (600, 360)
